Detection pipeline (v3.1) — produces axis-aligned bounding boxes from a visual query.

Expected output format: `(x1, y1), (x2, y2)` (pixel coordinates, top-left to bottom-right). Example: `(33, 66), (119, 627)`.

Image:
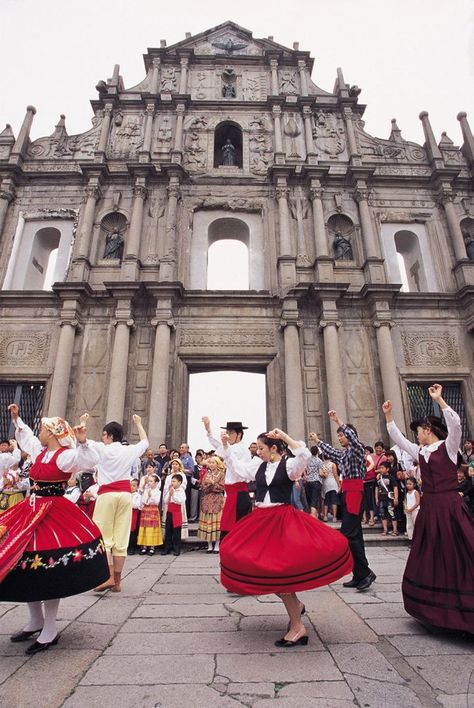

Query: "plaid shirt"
(318, 425), (366, 481)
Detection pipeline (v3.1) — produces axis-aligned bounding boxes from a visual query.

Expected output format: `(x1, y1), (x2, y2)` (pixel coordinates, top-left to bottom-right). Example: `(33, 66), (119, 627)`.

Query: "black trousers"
(164, 512), (182, 555)
(340, 492), (370, 582)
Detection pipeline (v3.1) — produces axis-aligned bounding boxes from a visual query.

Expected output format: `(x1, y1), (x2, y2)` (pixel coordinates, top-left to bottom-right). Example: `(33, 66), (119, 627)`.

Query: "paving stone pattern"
(0, 547), (472, 708)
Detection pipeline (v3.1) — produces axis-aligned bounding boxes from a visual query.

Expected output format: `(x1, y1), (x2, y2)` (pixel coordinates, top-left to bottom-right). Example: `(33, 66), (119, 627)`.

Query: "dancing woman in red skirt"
(219, 428), (353, 647)
(383, 384), (474, 635)
(0, 404), (109, 654)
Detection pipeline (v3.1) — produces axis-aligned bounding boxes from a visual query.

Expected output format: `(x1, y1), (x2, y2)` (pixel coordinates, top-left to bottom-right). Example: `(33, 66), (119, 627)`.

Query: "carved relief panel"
(341, 325), (378, 442)
(401, 331), (461, 366)
(107, 112), (144, 158)
(248, 114), (273, 174)
(312, 112), (347, 160)
(283, 113), (305, 160)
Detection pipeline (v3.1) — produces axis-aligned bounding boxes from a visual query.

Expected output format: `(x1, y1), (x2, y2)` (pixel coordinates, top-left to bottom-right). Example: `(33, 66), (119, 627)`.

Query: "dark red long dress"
(402, 444), (474, 632)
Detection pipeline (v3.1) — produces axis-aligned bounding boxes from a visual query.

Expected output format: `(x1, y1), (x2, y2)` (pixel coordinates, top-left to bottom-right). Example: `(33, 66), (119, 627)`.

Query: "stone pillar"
(0, 181), (15, 241)
(283, 321), (305, 439)
(97, 103), (113, 154)
(179, 57), (189, 93)
(310, 181), (333, 282)
(298, 60), (308, 96)
(272, 105), (283, 153)
(148, 318), (173, 446)
(276, 184), (292, 255)
(457, 112), (474, 167)
(159, 178), (180, 282)
(320, 319), (347, 445)
(270, 59), (279, 95)
(302, 106), (315, 156)
(48, 319), (79, 418)
(121, 179), (147, 279)
(74, 181), (101, 262)
(438, 186), (467, 262)
(141, 104), (155, 155)
(354, 182), (379, 258)
(173, 103), (185, 153)
(105, 318), (134, 424)
(342, 107), (359, 161)
(11, 105), (36, 158)
(374, 321), (404, 418)
(419, 111), (443, 165)
(150, 58), (161, 93)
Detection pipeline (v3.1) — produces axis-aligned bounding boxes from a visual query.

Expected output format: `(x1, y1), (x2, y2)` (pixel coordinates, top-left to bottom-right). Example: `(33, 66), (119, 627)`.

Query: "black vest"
(255, 457), (293, 504)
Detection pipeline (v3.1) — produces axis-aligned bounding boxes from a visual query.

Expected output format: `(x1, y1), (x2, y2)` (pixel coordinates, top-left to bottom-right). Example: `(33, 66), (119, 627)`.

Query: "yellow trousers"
(93, 491), (132, 557)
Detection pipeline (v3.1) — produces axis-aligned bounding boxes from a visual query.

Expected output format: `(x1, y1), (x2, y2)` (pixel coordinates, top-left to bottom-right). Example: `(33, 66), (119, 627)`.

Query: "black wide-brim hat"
(409, 415), (448, 440)
(220, 421), (248, 431)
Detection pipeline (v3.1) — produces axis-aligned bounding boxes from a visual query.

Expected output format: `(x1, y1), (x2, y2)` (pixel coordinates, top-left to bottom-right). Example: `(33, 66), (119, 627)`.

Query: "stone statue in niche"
(103, 231), (124, 261)
(222, 139), (237, 166)
(463, 231), (474, 261)
(333, 231), (353, 260)
(222, 68), (236, 98)
(161, 69), (177, 93)
(223, 83), (236, 98)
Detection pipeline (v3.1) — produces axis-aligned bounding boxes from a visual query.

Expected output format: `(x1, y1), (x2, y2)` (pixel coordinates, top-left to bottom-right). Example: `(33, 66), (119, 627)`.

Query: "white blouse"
(387, 407), (462, 465)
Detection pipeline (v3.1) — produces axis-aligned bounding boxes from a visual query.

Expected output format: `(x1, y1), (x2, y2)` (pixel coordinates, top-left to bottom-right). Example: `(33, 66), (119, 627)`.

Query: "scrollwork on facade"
(0, 333), (51, 367)
(401, 332), (460, 366)
(312, 112), (345, 157)
(275, 187), (290, 200)
(160, 68), (177, 92)
(183, 131), (207, 171)
(279, 70), (298, 94)
(133, 184), (148, 201)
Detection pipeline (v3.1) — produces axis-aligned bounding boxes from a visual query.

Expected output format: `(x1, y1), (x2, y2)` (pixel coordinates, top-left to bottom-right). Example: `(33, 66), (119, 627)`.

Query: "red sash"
(130, 508), (140, 531)
(97, 480), (132, 495)
(341, 479), (364, 515)
(168, 502), (182, 528)
(220, 482), (249, 532)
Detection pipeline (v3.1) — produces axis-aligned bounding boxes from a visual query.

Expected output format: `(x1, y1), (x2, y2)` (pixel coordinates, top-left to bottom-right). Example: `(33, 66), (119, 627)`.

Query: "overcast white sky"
(1, 0), (473, 144)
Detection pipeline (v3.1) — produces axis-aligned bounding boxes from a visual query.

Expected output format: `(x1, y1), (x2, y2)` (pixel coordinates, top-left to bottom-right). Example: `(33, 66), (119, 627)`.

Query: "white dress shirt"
(387, 407), (462, 465)
(207, 430), (252, 484)
(14, 417), (82, 474)
(76, 438), (149, 485)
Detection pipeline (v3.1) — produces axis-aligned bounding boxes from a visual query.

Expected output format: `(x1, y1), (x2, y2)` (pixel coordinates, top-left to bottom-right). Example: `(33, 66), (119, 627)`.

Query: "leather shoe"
(342, 578), (360, 588)
(25, 635), (59, 655)
(274, 631), (309, 648)
(10, 629), (41, 643)
(357, 571), (377, 591)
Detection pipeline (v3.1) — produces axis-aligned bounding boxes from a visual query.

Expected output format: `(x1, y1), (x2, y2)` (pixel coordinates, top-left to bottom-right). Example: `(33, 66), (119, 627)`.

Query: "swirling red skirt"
(220, 504), (353, 595)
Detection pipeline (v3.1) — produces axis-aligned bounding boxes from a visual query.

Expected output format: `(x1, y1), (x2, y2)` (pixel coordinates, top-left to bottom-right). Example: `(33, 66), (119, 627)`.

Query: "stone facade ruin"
(0, 21), (473, 445)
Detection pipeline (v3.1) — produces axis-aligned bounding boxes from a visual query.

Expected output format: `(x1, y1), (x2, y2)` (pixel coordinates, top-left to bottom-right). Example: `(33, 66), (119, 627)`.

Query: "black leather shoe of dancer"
(356, 571), (377, 591)
(342, 577), (360, 588)
(10, 629), (41, 643)
(25, 635), (59, 655)
(274, 633), (309, 648)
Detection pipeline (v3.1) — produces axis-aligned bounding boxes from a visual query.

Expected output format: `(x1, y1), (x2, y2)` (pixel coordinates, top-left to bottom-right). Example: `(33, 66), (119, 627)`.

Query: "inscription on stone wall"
(179, 329), (275, 348)
(401, 332), (460, 366)
(0, 333), (51, 366)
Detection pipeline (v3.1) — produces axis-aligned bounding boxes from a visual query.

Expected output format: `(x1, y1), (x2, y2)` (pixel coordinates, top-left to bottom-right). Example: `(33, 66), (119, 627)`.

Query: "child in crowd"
(404, 477), (420, 540)
(138, 474), (163, 555)
(128, 479), (142, 555)
(64, 476), (81, 504)
(139, 462), (158, 492)
(375, 460), (399, 536)
(321, 456), (339, 522)
(0, 469), (28, 512)
(78, 474), (98, 519)
(161, 474), (186, 556)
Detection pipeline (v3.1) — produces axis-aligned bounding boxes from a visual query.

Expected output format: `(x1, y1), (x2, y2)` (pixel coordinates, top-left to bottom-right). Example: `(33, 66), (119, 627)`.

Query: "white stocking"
(23, 601), (44, 632)
(207, 542), (213, 550)
(37, 598), (60, 643)
(214, 541), (220, 551)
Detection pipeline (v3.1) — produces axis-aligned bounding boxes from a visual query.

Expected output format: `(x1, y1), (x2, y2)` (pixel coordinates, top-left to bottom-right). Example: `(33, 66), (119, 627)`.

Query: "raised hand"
(132, 414), (142, 425)
(79, 412), (90, 427)
(266, 428), (286, 440)
(202, 416), (211, 432)
(382, 401), (392, 414)
(428, 383), (442, 401)
(8, 403), (19, 420)
(308, 431), (320, 443)
(220, 431), (231, 447)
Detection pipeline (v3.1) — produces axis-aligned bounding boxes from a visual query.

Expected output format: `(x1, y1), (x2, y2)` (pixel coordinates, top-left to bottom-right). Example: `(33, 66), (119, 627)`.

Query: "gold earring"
(270, 453), (275, 462)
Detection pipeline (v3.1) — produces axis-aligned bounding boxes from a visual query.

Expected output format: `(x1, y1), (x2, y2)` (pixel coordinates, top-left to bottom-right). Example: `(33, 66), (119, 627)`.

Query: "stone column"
(48, 319), (79, 418)
(105, 318), (134, 424)
(75, 181), (101, 261)
(159, 178), (180, 281)
(173, 103), (185, 153)
(374, 321), (404, 417)
(179, 57), (189, 93)
(150, 58), (161, 93)
(270, 59), (279, 95)
(272, 105), (283, 153)
(148, 319), (173, 446)
(97, 103), (113, 153)
(276, 184), (292, 255)
(298, 60), (308, 96)
(354, 183), (380, 258)
(0, 181), (15, 241)
(141, 104), (155, 155)
(342, 107), (359, 160)
(302, 106), (315, 155)
(283, 322), (305, 439)
(320, 319), (347, 444)
(310, 181), (333, 281)
(419, 111), (443, 165)
(121, 180), (147, 279)
(11, 105), (36, 157)
(457, 112), (474, 167)
(438, 186), (467, 262)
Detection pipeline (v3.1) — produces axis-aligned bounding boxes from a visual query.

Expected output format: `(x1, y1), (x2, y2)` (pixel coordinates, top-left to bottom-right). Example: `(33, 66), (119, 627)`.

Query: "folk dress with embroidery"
(0, 419), (109, 602)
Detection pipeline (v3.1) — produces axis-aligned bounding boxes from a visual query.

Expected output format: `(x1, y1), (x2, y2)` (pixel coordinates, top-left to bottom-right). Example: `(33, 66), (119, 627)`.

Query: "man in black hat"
(202, 417), (252, 538)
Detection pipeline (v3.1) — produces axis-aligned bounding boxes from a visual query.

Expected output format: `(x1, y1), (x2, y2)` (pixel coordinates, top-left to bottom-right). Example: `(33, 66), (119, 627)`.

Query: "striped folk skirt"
(137, 505), (163, 547)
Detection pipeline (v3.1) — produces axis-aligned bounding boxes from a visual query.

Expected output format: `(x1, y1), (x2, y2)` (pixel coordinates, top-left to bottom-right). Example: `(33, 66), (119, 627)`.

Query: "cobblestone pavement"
(0, 546), (472, 708)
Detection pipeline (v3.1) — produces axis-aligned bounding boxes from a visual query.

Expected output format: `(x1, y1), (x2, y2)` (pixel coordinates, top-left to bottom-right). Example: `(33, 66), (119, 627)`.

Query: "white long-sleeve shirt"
(0, 448), (21, 473)
(142, 486), (161, 506)
(387, 407), (461, 465)
(207, 429), (251, 484)
(76, 438), (149, 486)
(164, 486), (186, 506)
(222, 443), (311, 507)
(14, 417), (82, 474)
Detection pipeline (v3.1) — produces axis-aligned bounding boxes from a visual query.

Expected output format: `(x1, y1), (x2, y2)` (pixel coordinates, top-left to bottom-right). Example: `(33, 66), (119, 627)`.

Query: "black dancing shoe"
(274, 631), (309, 648)
(25, 635), (59, 655)
(356, 571), (377, 591)
(342, 577), (360, 588)
(10, 629), (41, 643)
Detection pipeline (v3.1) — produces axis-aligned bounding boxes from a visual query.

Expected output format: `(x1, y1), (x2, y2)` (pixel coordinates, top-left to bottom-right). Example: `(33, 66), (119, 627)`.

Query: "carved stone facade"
(1, 21), (473, 444)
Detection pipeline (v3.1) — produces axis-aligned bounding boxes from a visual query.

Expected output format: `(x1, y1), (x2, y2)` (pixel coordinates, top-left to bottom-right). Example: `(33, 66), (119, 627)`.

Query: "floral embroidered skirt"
(137, 505), (163, 547)
(0, 495), (109, 602)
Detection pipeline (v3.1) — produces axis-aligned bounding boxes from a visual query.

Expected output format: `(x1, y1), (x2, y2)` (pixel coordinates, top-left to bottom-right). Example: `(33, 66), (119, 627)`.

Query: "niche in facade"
(214, 122), (242, 168)
(207, 217), (249, 289)
(327, 214), (355, 261)
(99, 212), (127, 262)
(394, 230), (427, 292)
(461, 217), (474, 261)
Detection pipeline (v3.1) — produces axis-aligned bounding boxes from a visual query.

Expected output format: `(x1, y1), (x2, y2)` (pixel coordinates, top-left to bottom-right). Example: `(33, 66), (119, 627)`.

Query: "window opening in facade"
(406, 381), (469, 440)
(0, 382), (45, 438)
